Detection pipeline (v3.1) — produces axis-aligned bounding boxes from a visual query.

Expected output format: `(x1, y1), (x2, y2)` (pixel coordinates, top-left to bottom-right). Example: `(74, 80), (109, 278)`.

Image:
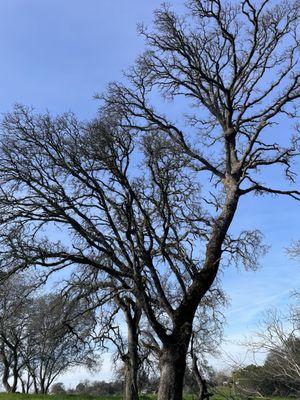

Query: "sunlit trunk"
(192, 355), (210, 400)
(157, 342), (188, 400)
(123, 303), (141, 400)
(124, 356), (139, 400)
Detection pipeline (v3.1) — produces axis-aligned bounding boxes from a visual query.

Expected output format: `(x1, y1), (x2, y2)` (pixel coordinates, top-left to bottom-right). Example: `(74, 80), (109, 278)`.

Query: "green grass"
(0, 393), (289, 400)
(0, 395), (123, 400)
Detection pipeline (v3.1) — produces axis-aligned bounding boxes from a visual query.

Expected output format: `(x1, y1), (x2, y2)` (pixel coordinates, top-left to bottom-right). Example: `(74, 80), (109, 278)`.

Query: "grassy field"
(0, 395), (193, 400)
(0, 396), (123, 400)
(0, 393), (289, 400)
(0, 396), (207, 400)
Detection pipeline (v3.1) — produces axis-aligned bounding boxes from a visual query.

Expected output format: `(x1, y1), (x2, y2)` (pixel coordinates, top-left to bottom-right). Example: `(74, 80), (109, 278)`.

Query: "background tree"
(51, 382), (67, 395)
(0, 274), (33, 393)
(70, 379), (123, 397)
(67, 265), (143, 400)
(22, 293), (97, 394)
(232, 364), (274, 398)
(0, 272), (97, 394)
(249, 307), (300, 396)
(189, 287), (226, 400)
(226, 296), (300, 398)
(0, 106), (220, 400)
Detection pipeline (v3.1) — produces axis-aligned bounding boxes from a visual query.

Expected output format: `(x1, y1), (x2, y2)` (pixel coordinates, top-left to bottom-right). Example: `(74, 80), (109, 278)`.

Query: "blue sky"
(0, 0), (171, 117)
(0, 0), (299, 385)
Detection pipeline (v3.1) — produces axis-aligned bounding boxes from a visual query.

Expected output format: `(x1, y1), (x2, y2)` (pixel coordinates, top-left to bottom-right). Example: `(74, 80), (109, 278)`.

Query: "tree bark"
(11, 348), (19, 393)
(145, 185), (239, 400)
(158, 343), (188, 400)
(192, 355), (211, 400)
(1, 352), (13, 393)
(2, 366), (12, 393)
(123, 301), (141, 400)
(124, 355), (139, 400)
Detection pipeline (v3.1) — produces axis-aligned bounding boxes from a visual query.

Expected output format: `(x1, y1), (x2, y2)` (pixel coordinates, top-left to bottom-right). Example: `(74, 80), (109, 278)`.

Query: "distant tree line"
(233, 295), (300, 398)
(0, 275), (96, 394)
(213, 294), (300, 399)
(50, 366), (222, 397)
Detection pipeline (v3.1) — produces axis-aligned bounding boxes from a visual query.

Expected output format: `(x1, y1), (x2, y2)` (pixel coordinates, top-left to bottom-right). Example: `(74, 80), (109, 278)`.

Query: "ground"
(0, 393), (289, 400)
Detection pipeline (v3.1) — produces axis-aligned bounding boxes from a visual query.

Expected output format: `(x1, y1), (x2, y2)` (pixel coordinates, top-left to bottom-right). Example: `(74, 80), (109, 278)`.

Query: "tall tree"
(251, 307), (300, 395)
(97, 0), (300, 398)
(0, 106), (218, 399)
(0, 1), (299, 399)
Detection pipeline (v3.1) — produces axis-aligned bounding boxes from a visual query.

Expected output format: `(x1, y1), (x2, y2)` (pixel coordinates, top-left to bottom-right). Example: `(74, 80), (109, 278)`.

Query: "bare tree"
(247, 306), (300, 395)
(21, 293), (97, 394)
(99, 297), (142, 400)
(223, 296), (300, 398)
(138, 286), (226, 397)
(51, 382), (66, 395)
(190, 287), (226, 400)
(96, 1), (300, 398)
(0, 274), (32, 393)
(0, 1), (299, 399)
(0, 272), (97, 395)
(67, 266), (143, 400)
(0, 106), (223, 399)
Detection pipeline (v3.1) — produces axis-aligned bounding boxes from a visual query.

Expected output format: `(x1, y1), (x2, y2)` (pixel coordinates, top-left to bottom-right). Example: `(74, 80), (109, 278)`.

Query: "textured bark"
(156, 186), (239, 400)
(124, 357), (139, 400)
(122, 300), (141, 400)
(158, 344), (187, 400)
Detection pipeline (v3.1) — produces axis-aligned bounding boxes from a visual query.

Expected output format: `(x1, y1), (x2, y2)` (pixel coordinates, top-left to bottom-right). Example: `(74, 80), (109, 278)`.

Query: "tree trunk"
(2, 369), (12, 393)
(40, 377), (46, 394)
(33, 378), (39, 394)
(118, 297), (142, 400)
(123, 303), (141, 400)
(11, 349), (19, 393)
(1, 354), (13, 392)
(2, 379), (12, 393)
(20, 376), (26, 394)
(192, 356), (211, 400)
(124, 356), (139, 400)
(45, 383), (50, 394)
(198, 379), (210, 400)
(157, 343), (188, 400)
(25, 373), (33, 393)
